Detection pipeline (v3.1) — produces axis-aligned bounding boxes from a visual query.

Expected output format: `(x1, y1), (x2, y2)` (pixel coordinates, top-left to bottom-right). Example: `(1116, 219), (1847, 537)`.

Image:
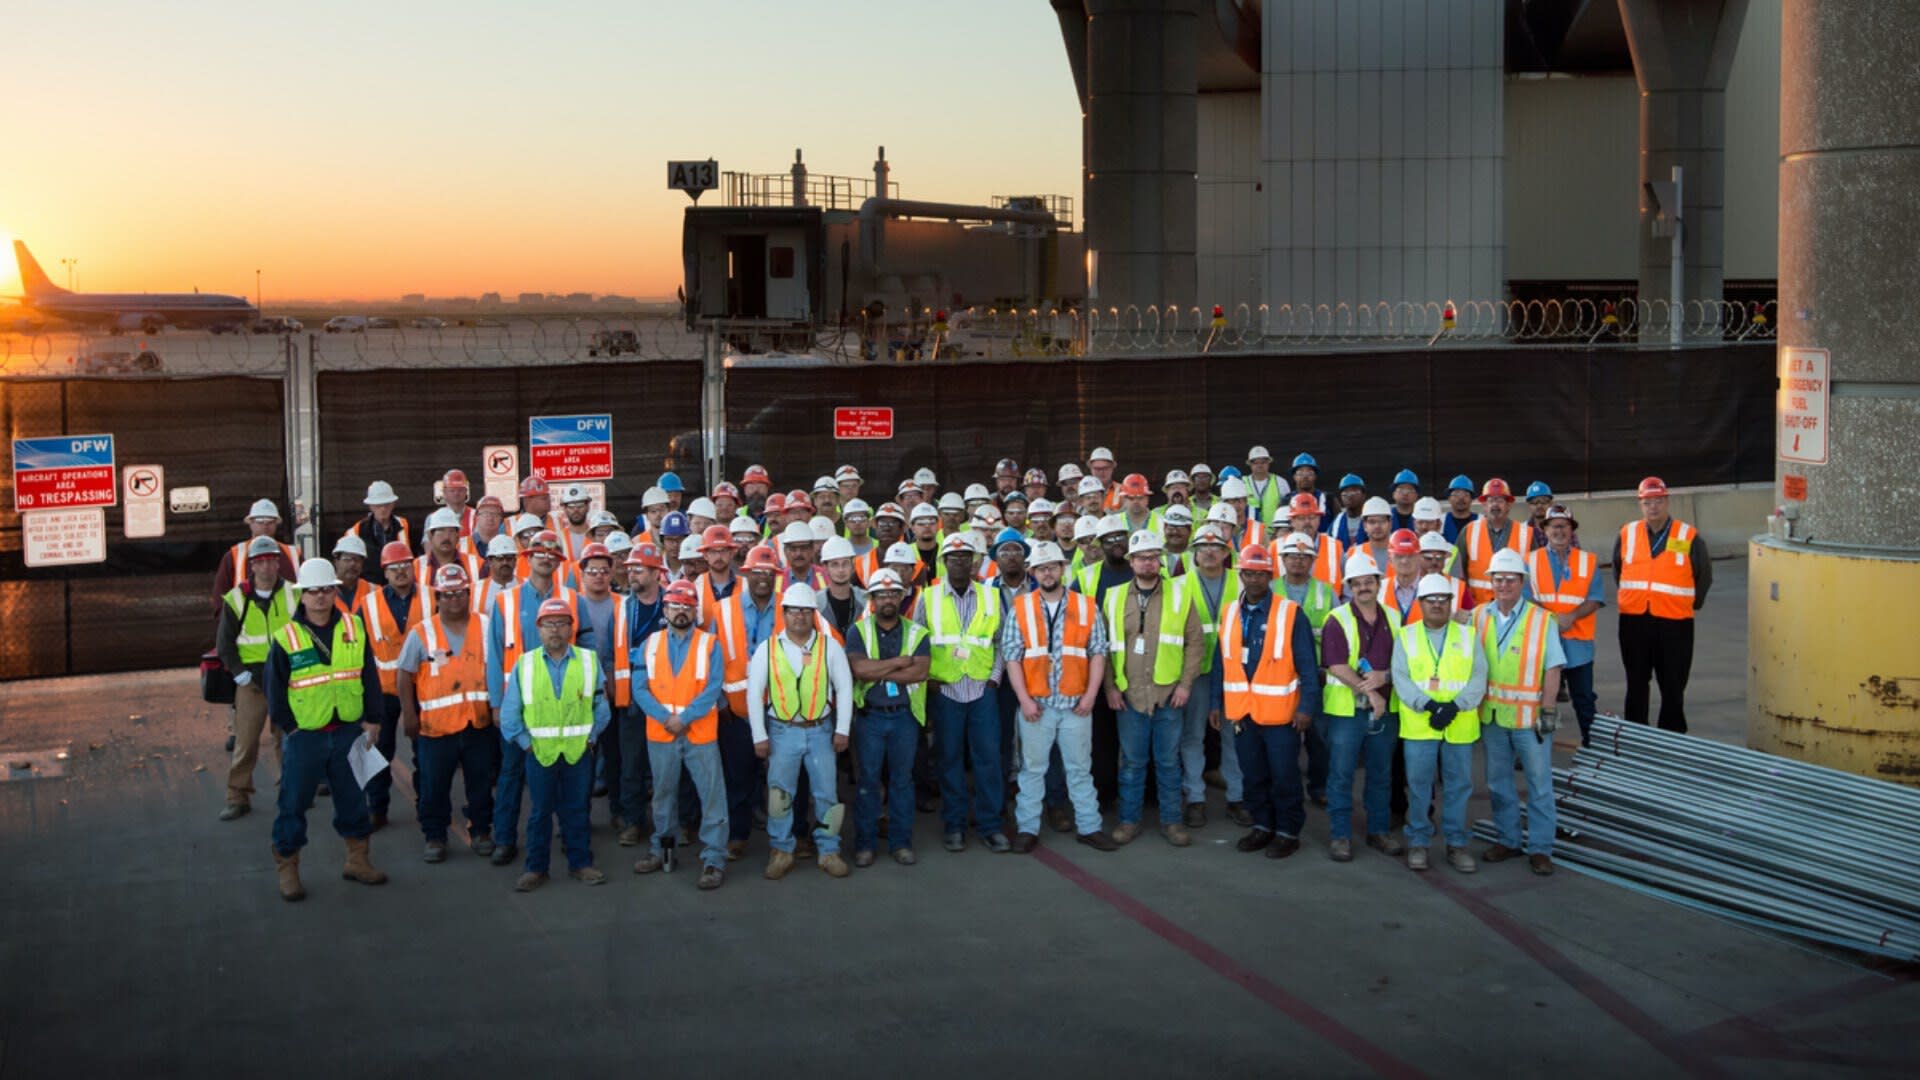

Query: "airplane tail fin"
(13, 241), (68, 297)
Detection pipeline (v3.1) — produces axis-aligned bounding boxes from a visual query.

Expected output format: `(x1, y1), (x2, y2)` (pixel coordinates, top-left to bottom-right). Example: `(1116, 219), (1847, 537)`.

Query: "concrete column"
(1750, 0), (1920, 784)
(1619, 0), (1748, 334)
(1083, 0), (1199, 314)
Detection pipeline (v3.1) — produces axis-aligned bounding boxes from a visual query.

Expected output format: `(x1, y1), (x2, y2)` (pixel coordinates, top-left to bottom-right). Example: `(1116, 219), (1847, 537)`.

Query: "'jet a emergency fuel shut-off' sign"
(529, 414), (613, 481)
(1778, 347), (1829, 465)
(12, 433), (117, 512)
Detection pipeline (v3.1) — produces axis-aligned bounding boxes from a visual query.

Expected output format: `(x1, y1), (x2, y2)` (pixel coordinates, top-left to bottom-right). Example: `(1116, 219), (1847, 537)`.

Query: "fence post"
(701, 324), (725, 492)
(283, 334), (321, 558)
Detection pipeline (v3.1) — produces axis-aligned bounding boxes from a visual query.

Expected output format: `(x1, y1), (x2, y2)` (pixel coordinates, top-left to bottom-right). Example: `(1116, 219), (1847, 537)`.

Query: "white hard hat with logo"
(820, 536), (855, 562)
(1416, 573), (1456, 599)
(779, 521), (816, 547)
(1488, 549), (1528, 577)
(1413, 497), (1446, 522)
(1027, 540), (1067, 567)
(1342, 551), (1383, 581)
(781, 582), (819, 609)
(1127, 530), (1165, 557)
(295, 558), (342, 590)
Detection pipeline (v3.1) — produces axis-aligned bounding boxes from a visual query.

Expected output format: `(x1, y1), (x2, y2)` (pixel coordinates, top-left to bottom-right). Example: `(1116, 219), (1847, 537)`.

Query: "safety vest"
(1102, 580), (1190, 692)
(1073, 562), (1104, 598)
(228, 539), (298, 585)
(695, 572), (736, 627)
(605, 597), (633, 707)
(1476, 601), (1555, 730)
(1462, 519), (1535, 603)
(852, 615), (929, 724)
(333, 579), (374, 622)
(1013, 590), (1095, 699)
(412, 614), (490, 736)
(1217, 596), (1303, 726)
(1526, 547), (1598, 642)
(514, 646), (596, 767)
(1245, 475), (1284, 526)
(496, 581), (578, 680)
(1321, 602), (1403, 717)
(1180, 569), (1240, 674)
(361, 589), (411, 695)
(1396, 621), (1481, 743)
(1616, 519), (1697, 620)
(223, 584), (297, 666)
(768, 633), (832, 723)
(279, 616), (367, 731)
(472, 573), (521, 622)
(1275, 533), (1344, 592)
(714, 589), (778, 715)
(925, 581), (1001, 683)
(1238, 520), (1267, 552)
(1285, 578), (1338, 655)
(411, 553), (485, 621)
(643, 628), (719, 744)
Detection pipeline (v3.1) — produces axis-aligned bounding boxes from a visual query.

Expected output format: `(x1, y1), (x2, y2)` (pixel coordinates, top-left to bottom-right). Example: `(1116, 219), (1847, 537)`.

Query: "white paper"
(348, 734), (389, 790)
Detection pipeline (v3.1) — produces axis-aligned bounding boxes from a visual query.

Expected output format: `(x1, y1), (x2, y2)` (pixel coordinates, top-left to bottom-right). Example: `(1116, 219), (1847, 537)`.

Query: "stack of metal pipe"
(1474, 715), (1920, 961)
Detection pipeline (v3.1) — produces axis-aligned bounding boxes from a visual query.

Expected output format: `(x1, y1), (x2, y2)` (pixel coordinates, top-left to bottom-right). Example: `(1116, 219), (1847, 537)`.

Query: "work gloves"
(1538, 706), (1560, 734)
(1426, 701), (1459, 731)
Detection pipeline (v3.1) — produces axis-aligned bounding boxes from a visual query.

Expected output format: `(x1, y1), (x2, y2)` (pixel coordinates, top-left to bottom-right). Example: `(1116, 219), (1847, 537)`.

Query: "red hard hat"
(625, 542), (665, 569)
(1288, 492), (1320, 516)
(535, 597), (574, 625)
(1388, 528), (1419, 557)
(1118, 473), (1150, 497)
(432, 563), (471, 593)
(379, 541), (413, 567)
(712, 481), (741, 500)
(442, 469), (469, 489)
(743, 545), (781, 572)
(1637, 476), (1669, 499)
(1237, 544), (1275, 572)
(701, 524), (736, 550)
(764, 493), (788, 514)
(1480, 478), (1512, 500)
(579, 542), (612, 566)
(529, 530), (563, 552)
(662, 580), (699, 608)
(786, 491), (815, 512)
(741, 465), (771, 485)
(475, 495), (504, 512)
(518, 475), (549, 497)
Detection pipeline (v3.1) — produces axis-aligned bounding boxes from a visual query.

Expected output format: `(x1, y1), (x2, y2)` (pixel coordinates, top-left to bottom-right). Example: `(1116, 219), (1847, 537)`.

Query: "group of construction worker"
(213, 449), (1708, 899)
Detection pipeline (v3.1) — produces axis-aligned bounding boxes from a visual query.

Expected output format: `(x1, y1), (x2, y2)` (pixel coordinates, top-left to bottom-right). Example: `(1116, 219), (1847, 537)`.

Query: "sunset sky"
(1, 2), (1081, 301)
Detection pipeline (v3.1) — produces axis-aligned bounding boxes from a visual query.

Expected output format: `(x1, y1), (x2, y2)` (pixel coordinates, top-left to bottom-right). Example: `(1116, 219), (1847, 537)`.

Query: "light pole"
(60, 258), (76, 290)
(255, 268), (262, 314)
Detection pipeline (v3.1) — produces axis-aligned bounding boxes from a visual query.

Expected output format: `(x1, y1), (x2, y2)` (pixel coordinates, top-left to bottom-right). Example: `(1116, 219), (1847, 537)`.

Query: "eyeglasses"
(305, 585), (337, 594)
(582, 566), (612, 576)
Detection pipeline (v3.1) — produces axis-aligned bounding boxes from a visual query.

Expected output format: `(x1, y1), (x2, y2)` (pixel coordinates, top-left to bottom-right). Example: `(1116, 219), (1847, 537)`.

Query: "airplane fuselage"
(27, 292), (258, 329)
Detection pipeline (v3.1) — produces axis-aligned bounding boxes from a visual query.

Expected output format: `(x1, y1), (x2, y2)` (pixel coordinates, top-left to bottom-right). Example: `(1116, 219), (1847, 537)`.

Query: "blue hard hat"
(1447, 474), (1474, 494)
(992, 526), (1030, 555)
(1525, 481), (1554, 500)
(660, 511), (690, 537)
(1218, 465), (1243, 480)
(657, 472), (685, 493)
(1338, 472), (1364, 491)
(1291, 452), (1318, 470)
(1393, 468), (1420, 488)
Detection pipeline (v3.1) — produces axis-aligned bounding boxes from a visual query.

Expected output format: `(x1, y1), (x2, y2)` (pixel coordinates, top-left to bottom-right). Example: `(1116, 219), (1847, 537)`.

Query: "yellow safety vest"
(1103, 580), (1190, 692)
(514, 647), (596, 766)
(225, 585), (297, 666)
(852, 616), (929, 725)
(1321, 602), (1403, 718)
(924, 581), (1000, 683)
(768, 633), (832, 723)
(1476, 601), (1554, 730)
(279, 616), (368, 730)
(1396, 620), (1481, 743)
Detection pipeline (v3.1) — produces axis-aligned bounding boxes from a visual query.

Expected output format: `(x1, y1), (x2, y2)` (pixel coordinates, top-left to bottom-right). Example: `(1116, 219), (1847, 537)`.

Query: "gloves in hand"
(1538, 706), (1560, 734)
(233, 671), (254, 688)
(1427, 700), (1458, 731)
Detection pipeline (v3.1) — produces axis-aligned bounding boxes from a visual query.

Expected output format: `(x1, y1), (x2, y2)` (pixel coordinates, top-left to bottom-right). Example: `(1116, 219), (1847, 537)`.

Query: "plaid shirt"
(999, 591), (1110, 709)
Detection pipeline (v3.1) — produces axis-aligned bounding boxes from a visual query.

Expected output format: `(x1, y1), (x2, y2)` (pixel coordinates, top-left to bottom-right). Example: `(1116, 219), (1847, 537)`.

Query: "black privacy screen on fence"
(0, 377), (287, 680)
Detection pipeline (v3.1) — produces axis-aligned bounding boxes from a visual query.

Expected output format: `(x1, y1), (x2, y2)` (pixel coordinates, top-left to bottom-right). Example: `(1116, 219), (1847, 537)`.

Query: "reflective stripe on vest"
(768, 633), (831, 723)
(1526, 547), (1597, 641)
(1320, 601), (1403, 718)
(1216, 596), (1302, 725)
(515, 646), (596, 766)
(1015, 589), (1094, 699)
(1464, 520), (1534, 600)
(851, 615), (928, 724)
(1396, 620), (1480, 743)
(644, 627), (719, 743)
(414, 614), (490, 735)
(1477, 601), (1552, 730)
(1617, 519), (1697, 620)
(226, 585), (297, 664)
(280, 617), (367, 730)
(1102, 581), (1188, 692)
(926, 582), (1000, 683)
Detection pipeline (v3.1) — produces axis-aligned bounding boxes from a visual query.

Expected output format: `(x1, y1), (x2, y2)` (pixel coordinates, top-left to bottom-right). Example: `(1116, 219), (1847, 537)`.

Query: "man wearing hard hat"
(1475, 548), (1565, 875)
(1611, 477), (1710, 733)
(846, 569), (934, 866)
(1242, 447), (1284, 528)
(215, 534), (300, 821)
(1320, 550), (1405, 862)
(346, 480), (410, 554)
(1529, 505), (1604, 746)
(439, 469), (477, 536)
(397, 563), (497, 864)
(918, 532), (1012, 854)
(1102, 529), (1206, 848)
(265, 558), (388, 902)
(552, 484), (596, 565)
(214, 498), (298, 600)
(630, 579), (729, 890)
(497, 597), (609, 891)
(1455, 479), (1535, 605)
(1390, 573), (1489, 873)
(709, 544), (786, 859)
(331, 534), (374, 616)
(1178, 523), (1251, 830)
(748, 582), (856, 880)
(363, 540), (421, 829)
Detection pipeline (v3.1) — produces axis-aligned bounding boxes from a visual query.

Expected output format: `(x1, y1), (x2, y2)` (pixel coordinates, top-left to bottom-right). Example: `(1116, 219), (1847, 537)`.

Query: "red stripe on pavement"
(1034, 847), (1429, 1080)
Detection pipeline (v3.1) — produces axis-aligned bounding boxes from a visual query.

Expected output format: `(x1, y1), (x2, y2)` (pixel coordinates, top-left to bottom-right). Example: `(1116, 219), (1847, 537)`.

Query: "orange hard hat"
(662, 580), (699, 608)
(786, 491), (815, 512)
(579, 542), (612, 566)
(741, 465), (771, 485)
(432, 563), (471, 593)
(475, 495), (504, 512)
(764, 493), (788, 514)
(1288, 492), (1320, 516)
(1237, 544), (1275, 572)
(518, 474), (548, 497)
(535, 597), (574, 625)
(712, 481), (740, 500)
(443, 469), (470, 487)
(1637, 476), (1669, 499)
(1118, 473), (1151, 497)
(625, 542), (665, 569)
(1480, 478), (1512, 500)
(528, 530), (563, 552)
(379, 541), (413, 568)
(701, 524), (736, 550)
(743, 545), (781, 572)
(1388, 528), (1419, 556)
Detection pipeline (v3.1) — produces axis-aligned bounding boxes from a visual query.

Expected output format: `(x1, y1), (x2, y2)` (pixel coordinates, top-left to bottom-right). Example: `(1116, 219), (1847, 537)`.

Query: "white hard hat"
(779, 521), (815, 547)
(866, 568), (905, 592)
(1066, 516), (1095, 541)
(486, 534), (518, 558)
(1343, 550), (1383, 581)
(937, 492), (965, 512)
(841, 498), (871, 518)
(1247, 445), (1272, 462)
(835, 464), (862, 482)
(1075, 476), (1104, 497)
(1057, 463), (1083, 483)
(642, 485), (670, 508)
(246, 498), (281, 522)
(1190, 462), (1214, 477)
(942, 531), (984, 557)
(1097, 513), (1129, 538)
(1206, 502), (1238, 526)
(963, 483), (990, 502)
(362, 481), (398, 506)
(781, 582), (819, 609)
(808, 515), (836, 541)
(913, 467), (938, 486)
(589, 509), (620, 530)
(1163, 505), (1194, 527)
(1164, 469), (1191, 489)
(512, 513), (543, 536)
(1088, 447), (1115, 463)
(332, 534), (367, 558)
(1361, 496), (1393, 518)
(1218, 476), (1249, 500)
(1127, 530), (1164, 557)
(1277, 532), (1316, 557)
(729, 514), (761, 536)
(1029, 498), (1055, 517)
(1192, 523), (1230, 547)
(561, 484), (590, 504)
(1412, 497), (1445, 522)
(1027, 540), (1066, 567)
(295, 557), (342, 590)
(1488, 549), (1528, 577)
(1416, 573), (1456, 599)
(909, 502), (939, 522)
(425, 507), (461, 532)
(678, 536), (704, 560)
(969, 506), (1001, 528)
(247, 535), (282, 559)
(686, 496), (718, 519)
(884, 541), (918, 565)
(1418, 531), (1454, 555)
(813, 476), (836, 494)
(604, 531), (633, 554)
(820, 536), (855, 562)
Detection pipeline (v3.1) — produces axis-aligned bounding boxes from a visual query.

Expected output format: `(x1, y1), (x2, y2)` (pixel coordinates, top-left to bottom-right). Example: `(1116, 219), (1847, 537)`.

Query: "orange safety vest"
(1526, 547), (1598, 641)
(1616, 519), (1697, 620)
(605, 596), (633, 708)
(1462, 519), (1535, 603)
(228, 539), (298, 583)
(496, 582), (578, 678)
(362, 590), (411, 695)
(412, 614), (491, 736)
(410, 554), (486, 622)
(1217, 595), (1304, 726)
(334, 578), (374, 619)
(853, 547), (882, 587)
(1014, 589), (1095, 698)
(642, 627), (720, 744)
(712, 589), (768, 716)
(472, 573), (521, 620)
(1269, 532), (1343, 592)
(695, 572), (736, 628)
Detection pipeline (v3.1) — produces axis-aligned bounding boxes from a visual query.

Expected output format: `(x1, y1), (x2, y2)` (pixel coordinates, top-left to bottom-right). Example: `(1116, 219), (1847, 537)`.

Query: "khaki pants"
(226, 684), (282, 805)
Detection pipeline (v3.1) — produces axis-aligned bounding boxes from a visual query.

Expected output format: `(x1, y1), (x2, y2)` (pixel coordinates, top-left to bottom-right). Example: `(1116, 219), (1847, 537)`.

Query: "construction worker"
(1243, 446), (1285, 526)
(1086, 447), (1120, 510)
(934, 491), (966, 539)
(842, 499), (876, 562)
(552, 485), (594, 564)
(1613, 477), (1710, 733)
(1103, 530), (1204, 847)
(265, 558), (388, 902)
(1001, 490), (1030, 533)
(483, 530), (581, 867)
(1218, 477), (1262, 549)
(1161, 505), (1194, 576)
(498, 598), (609, 891)
(1384, 529), (1423, 620)
(1055, 463), (1083, 498)
(1072, 475), (1106, 519)
(691, 527), (737, 626)
(1351, 497), (1395, 573)
(414, 508), (482, 613)
(1411, 496), (1452, 553)
(397, 563), (497, 863)
(1069, 515), (1103, 578)
(440, 469), (476, 535)
(346, 480), (410, 553)
(863, 503), (905, 577)
(1275, 494), (1342, 589)
(740, 464), (773, 517)
(881, 542), (923, 619)
(728, 515), (760, 568)
(847, 569), (933, 866)
(1391, 574), (1488, 873)
(1529, 505), (1603, 745)
(575, 542), (633, 821)
(811, 476), (840, 521)
(629, 579), (729, 890)
(991, 458), (1019, 496)
(748, 583), (854, 880)
(777, 521), (826, 591)
(835, 464), (863, 502)
(1389, 469), (1421, 532)
(332, 534), (373, 615)
(1215, 543), (1320, 859)
(1524, 482), (1555, 542)
(518, 475), (552, 525)
(1442, 475), (1478, 544)
(215, 499), (298, 598)
(1320, 551), (1404, 862)
(658, 471), (686, 512)
(711, 544), (784, 858)
(1073, 513), (1131, 599)
(614, 541), (674, 847)
(919, 533), (1010, 853)
(363, 540), (419, 828)
(907, 502), (941, 587)
(1327, 473), (1369, 548)
(1188, 463), (1217, 517)
(1021, 467), (1051, 504)
(685, 496), (718, 539)
(1457, 479), (1535, 605)
(712, 481), (742, 522)
(816, 536), (866, 641)
(896, 480), (925, 514)
(215, 535), (299, 820)
(1117, 473), (1153, 533)
(1289, 452), (1329, 517)
(588, 508), (623, 544)
(1178, 524), (1247, 828)
(1419, 532), (1475, 620)
(656, 511), (691, 570)
(1476, 549), (1565, 875)
(476, 535), (522, 615)
(1276, 531), (1338, 804)
(465, 495), (507, 558)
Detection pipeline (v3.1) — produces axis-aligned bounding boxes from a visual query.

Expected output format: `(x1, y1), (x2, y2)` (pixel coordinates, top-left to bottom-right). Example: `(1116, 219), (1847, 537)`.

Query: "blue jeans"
(646, 735), (728, 869)
(1017, 702), (1102, 835)
(415, 726), (500, 843)
(491, 736), (527, 847)
(1233, 721), (1305, 837)
(766, 720), (843, 856)
(853, 706), (919, 852)
(1322, 708), (1396, 841)
(523, 750), (594, 874)
(1564, 662), (1597, 746)
(620, 710), (699, 834)
(931, 691), (1003, 837)
(1484, 725), (1556, 855)
(1117, 702), (1184, 826)
(272, 725), (373, 856)
(1403, 739), (1475, 849)
(1177, 671), (1217, 803)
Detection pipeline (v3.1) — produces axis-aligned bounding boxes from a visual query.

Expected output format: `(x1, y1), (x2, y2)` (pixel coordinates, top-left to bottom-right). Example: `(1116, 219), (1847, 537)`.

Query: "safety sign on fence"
(482, 444), (521, 511)
(23, 508), (108, 568)
(12, 433), (117, 512)
(123, 464), (166, 539)
(529, 414), (613, 481)
(833, 407), (894, 440)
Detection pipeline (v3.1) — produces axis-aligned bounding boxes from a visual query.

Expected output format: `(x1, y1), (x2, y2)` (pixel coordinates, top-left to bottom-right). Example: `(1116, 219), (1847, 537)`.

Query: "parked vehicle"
(324, 316), (369, 333)
(588, 330), (639, 357)
(252, 317), (304, 334)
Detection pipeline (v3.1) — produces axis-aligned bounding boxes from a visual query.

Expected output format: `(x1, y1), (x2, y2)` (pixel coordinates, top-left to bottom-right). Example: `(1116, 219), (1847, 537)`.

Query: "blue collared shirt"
(628, 627), (724, 725)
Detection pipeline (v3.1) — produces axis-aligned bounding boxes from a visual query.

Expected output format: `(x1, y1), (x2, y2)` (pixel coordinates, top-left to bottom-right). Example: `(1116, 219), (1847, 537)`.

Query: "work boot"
(490, 843), (517, 867)
(423, 841), (447, 864)
(853, 849), (877, 868)
(1265, 835), (1301, 859)
(698, 865), (725, 890)
(943, 832), (966, 853)
(1045, 805), (1075, 833)
(617, 825), (643, 847)
(1161, 823), (1192, 847)
(1009, 832), (1038, 854)
(569, 866), (607, 885)
(984, 832), (1012, 854)
(1446, 846), (1478, 874)
(892, 848), (918, 866)
(470, 834), (495, 857)
(342, 837), (388, 885)
(1481, 843), (1521, 864)
(1328, 838), (1353, 862)
(725, 839), (747, 861)
(219, 802), (250, 821)
(1182, 802), (1207, 828)
(1406, 847), (1430, 872)
(1235, 829), (1273, 853)
(764, 849), (795, 880)
(1529, 854), (1556, 876)
(1077, 831), (1119, 852)
(632, 853), (664, 874)
(273, 851), (305, 902)
(1225, 801), (1254, 827)
(514, 872), (547, 892)
(1365, 833), (1407, 857)
(819, 853), (850, 878)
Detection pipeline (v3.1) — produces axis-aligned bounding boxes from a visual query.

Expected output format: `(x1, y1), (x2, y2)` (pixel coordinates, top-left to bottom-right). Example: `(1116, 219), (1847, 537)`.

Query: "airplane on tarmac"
(9, 240), (256, 333)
